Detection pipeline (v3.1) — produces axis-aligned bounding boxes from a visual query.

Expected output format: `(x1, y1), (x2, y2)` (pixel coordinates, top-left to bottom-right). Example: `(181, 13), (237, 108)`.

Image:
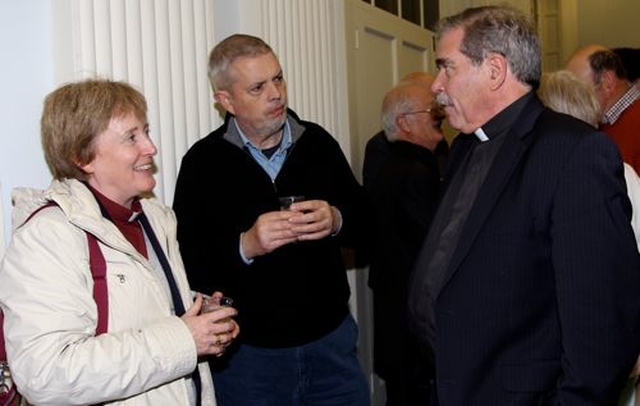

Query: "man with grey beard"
(174, 34), (370, 406)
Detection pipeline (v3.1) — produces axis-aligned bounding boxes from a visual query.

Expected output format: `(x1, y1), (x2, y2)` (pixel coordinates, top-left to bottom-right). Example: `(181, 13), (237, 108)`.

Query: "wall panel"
(237, 0), (349, 153)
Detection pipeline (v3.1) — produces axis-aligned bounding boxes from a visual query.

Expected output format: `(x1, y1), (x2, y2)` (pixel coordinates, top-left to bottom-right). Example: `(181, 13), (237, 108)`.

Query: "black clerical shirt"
(408, 92), (534, 358)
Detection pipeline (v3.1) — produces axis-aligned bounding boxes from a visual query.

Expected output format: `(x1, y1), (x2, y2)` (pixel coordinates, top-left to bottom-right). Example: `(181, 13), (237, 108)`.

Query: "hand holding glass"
(278, 196), (306, 210)
(201, 296), (234, 322)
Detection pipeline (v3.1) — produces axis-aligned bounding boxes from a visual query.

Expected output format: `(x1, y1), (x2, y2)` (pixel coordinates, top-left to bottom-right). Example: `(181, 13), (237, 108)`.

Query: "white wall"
(577, 0), (640, 48)
(0, 0), (54, 244)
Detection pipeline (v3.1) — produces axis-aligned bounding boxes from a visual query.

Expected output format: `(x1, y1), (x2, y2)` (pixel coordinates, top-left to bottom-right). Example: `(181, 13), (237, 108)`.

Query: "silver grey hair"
(435, 5), (541, 89)
(208, 34), (275, 91)
(381, 85), (420, 142)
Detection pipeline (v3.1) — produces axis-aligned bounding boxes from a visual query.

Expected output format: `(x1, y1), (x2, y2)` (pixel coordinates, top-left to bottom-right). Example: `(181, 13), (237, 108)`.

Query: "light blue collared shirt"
(235, 119), (293, 181)
(235, 119), (292, 264)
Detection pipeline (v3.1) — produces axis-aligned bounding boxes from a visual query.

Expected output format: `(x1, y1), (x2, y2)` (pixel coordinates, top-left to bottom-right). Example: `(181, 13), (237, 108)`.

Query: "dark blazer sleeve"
(551, 130), (640, 404)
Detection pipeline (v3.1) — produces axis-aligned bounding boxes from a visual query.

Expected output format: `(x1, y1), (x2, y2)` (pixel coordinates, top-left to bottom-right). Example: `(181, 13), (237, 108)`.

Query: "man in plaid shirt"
(567, 44), (640, 173)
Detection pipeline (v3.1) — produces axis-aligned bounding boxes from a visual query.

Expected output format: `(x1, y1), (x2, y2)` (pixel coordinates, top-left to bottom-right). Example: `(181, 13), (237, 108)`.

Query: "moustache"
(436, 93), (451, 107)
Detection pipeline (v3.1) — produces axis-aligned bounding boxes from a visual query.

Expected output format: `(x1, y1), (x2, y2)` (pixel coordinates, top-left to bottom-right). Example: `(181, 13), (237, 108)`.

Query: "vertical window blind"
(58, 0), (218, 205)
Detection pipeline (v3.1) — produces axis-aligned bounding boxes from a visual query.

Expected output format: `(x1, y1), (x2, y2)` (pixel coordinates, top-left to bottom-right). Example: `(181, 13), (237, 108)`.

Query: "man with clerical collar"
(408, 6), (640, 406)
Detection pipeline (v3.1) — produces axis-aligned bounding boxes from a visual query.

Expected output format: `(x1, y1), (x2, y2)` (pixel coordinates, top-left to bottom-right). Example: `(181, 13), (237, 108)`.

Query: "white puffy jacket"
(0, 179), (216, 405)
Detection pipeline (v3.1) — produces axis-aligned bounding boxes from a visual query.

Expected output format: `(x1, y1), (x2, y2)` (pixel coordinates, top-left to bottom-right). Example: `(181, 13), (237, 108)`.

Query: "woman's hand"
(182, 294), (240, 357)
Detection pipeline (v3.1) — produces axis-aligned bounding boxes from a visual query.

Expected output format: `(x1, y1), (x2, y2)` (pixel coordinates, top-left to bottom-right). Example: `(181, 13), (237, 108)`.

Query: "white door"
(536, 0), (562, 71)
(345, 1), (435, 183)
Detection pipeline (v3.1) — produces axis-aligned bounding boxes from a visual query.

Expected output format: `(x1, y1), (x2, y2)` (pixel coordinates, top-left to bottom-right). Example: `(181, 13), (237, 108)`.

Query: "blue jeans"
(212, 314), (370, 406)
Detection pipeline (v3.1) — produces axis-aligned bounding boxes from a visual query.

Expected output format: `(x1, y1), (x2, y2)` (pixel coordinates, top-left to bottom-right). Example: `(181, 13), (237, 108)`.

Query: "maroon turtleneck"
(86, 185), (148, 259)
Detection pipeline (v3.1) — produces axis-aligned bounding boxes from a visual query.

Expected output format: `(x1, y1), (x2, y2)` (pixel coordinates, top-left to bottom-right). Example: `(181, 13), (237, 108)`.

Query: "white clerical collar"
(474, 127), (489, 142)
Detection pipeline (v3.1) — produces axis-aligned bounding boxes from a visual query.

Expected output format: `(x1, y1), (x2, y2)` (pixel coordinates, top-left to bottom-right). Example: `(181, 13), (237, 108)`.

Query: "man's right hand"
(240, 210), (300, 259)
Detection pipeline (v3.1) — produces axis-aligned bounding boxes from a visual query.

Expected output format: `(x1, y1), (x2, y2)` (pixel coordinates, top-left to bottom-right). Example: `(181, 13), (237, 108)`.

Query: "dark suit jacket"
(365, 140), (440, 378)
(410, 96), (640, 405)
(362, 131), (391, 188)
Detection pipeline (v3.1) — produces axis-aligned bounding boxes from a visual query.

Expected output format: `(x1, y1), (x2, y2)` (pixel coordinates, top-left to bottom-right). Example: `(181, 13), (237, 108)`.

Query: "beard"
(262, 115), (287, 137)
(250, 113), (287, 141)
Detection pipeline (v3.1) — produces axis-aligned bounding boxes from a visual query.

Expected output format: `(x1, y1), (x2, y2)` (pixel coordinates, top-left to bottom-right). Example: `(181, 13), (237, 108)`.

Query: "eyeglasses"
(402, 109), (433, 116)
(402, 105), (446, 121)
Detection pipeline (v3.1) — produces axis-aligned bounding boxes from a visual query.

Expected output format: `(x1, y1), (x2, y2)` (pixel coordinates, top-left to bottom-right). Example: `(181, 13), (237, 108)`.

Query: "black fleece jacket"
(173, 109), (369, 347)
